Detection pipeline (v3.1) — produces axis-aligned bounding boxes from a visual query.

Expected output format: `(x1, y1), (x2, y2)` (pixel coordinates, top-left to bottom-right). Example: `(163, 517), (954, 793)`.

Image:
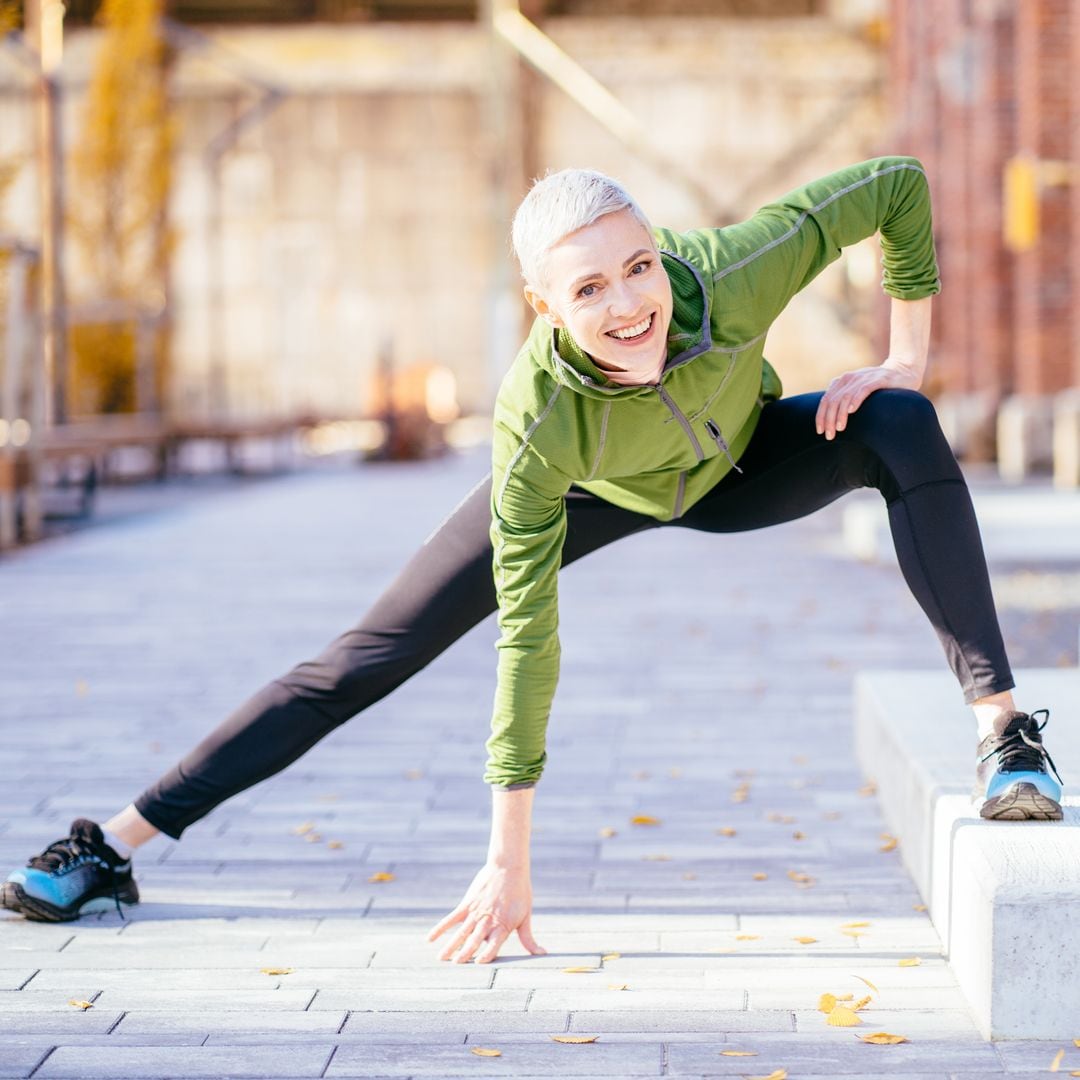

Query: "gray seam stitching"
(712, 162), (926, 283)
(584, 402), (612, 482)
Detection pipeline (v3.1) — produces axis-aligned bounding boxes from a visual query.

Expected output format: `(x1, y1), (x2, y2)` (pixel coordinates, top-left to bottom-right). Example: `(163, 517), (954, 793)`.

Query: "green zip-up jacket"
(485, 156), (940, 788)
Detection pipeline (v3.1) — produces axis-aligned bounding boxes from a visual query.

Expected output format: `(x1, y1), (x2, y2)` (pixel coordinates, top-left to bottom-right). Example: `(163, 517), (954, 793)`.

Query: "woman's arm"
(815, 295), (932, 440)
(427, 786), (546, 963)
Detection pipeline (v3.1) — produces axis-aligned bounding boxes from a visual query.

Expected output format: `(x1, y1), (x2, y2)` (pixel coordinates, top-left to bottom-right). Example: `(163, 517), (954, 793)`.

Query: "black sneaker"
(1, 819), (139, 921)
(974, 709), (1063, 821)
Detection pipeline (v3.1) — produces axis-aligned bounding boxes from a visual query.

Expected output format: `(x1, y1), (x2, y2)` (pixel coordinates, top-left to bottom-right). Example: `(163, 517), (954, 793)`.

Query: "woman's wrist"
(487, 785), (534, 870)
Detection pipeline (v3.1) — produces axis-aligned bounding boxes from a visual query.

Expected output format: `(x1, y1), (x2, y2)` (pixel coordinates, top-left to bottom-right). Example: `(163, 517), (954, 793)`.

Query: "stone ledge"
(853, 668), (1080, 1040)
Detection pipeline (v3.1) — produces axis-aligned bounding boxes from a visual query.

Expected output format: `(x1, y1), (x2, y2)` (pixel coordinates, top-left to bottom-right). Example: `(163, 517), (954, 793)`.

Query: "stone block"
(36, 1046), (335, 1078)
(997, 394), (1055, 481)
(1053, 388), (1080, 489)
(855, 668), (1080, 1038)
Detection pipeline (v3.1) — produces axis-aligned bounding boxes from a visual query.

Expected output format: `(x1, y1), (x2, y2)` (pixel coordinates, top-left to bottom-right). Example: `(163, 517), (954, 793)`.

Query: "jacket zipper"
(704, 418), (744, 473)
(655, 384), (704, 462)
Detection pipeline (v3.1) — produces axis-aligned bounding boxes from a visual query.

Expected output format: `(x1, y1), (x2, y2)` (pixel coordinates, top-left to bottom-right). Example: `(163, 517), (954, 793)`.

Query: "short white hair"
(511, 168), (651, 288)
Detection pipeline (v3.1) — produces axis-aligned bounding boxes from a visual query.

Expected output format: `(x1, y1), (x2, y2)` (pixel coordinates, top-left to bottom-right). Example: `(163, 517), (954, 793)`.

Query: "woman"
(3, 157), (1062, 967)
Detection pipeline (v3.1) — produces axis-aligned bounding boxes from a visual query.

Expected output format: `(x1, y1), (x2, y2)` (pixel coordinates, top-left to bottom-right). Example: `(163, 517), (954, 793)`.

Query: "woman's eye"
(630, 260), (650, 276)
(579, 283), (598, 298)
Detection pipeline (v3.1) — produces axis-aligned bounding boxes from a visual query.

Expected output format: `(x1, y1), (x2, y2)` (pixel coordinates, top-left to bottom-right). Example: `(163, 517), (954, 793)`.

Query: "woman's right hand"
(427, 862), (546, 964)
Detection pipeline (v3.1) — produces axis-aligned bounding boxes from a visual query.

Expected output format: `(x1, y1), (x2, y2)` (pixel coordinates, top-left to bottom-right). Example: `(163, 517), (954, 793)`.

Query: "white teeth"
(609, 315), (652, 341)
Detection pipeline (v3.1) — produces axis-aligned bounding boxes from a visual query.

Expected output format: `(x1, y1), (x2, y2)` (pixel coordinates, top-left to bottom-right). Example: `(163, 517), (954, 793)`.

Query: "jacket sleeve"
(698, 156), (941, 326)
(485, 403), (573, 788)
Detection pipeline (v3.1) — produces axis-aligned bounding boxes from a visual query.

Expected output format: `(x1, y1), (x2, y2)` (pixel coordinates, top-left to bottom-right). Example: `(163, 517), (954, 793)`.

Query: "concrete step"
(853, 668), (1080, 1039)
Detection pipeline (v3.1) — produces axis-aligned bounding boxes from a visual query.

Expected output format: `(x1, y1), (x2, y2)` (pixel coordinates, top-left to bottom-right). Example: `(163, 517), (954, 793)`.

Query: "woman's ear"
(524, 285), (563, 328)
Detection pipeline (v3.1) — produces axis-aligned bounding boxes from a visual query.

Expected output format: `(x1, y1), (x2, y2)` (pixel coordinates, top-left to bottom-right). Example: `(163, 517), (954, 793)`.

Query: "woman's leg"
(130, 477), (658, 840)
(676, 389), (1013, 703)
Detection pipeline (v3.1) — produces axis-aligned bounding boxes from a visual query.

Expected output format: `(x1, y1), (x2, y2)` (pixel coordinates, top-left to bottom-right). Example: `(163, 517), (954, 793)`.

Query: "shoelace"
(29, 832), (127, 920)
(979, 709), (1063, 785)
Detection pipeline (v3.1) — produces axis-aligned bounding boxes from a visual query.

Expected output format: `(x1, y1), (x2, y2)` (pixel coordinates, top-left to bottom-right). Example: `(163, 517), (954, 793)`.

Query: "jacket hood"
(530, 247), (714, 400)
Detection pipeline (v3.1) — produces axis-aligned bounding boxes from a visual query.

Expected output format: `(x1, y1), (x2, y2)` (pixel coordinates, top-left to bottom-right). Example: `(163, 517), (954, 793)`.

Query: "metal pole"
(25, 0), (68, 427)
(0, 251), (26, 549)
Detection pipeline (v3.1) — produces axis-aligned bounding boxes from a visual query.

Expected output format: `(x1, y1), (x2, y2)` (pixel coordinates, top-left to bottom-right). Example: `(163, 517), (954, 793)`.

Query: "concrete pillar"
(1053, 389), (1080, 489)
(997, 394), (1055, 481)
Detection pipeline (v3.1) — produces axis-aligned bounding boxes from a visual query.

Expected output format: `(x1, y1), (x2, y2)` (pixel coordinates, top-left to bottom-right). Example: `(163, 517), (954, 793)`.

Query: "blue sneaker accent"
(984, 768), (1062, 803)
(0, 819), (139, 922)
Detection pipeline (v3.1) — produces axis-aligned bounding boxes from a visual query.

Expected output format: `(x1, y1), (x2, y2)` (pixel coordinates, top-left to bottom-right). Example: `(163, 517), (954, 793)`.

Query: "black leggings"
(135, 390), (1013, 838)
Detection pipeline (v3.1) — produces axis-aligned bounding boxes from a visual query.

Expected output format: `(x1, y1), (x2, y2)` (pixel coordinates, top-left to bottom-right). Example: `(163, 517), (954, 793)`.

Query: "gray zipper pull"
(704, 418), (743, 473)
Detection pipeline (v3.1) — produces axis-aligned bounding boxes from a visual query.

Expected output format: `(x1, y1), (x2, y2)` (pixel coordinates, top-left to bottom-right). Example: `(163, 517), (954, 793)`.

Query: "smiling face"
(524, 208), (674, 386)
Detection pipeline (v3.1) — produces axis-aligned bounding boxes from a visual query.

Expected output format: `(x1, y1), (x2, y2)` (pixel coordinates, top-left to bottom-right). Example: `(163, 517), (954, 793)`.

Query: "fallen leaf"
(731, 783), (751, 803)
(780, 815), (796, 824)
(752, 872), (768, 881)
(766, 812), (784, 822)
(858, 781), (878, 797)
(736, 934), (761, 941)
(404, 769), (424, 780)
(842, 921), (871, 928)
(879, 835), (899, 853)
(304, 833), (323, 843)
(835, 993), (854, 1001)
(632, 769), (651, 780)
(291, 822), (316, 835)
(668, 766), (683, 779)
(642, 853), (671, 861)
(793, 832), (807, 841)
(852, 975), (879, 993)
(607, 983), (629, 990)
(562, 966), (599, 974)
(317, 793), (340, 802)
(852, 995), (872, 1011)
(793, 936), (818, 945)
(599, 827), (617, 838)
(912, 904), (927, 912)
(734, 769), (756, 779)
(859, 1032), (909, 1045)
(68, 999), (94, 1010)
(898, 957), (921, 967)
(602, 953), (620, 961)
(368, 871), (395, 883)
(720, 1049), (758, 1056)
(748, 1070), (787, 1080)
(818, 993), (837, 1013)
(716, 826), (737, 837)
(822, 810), (843, 820)
(1050, 1048), (1064, 1072)
(260, 967), (293, 975)
(1074, 1039), (1080, 1048)
(842, 929), (866, 938)
(793, 754), (809, 765)
(551, 1035), (598, 1044)
(327, 840), (344, 850)
(471, 1047), (501, 1057)
(630, 814), (660, 826)
(682, 871), (698, 880)
(826, 1006), (863, 1027)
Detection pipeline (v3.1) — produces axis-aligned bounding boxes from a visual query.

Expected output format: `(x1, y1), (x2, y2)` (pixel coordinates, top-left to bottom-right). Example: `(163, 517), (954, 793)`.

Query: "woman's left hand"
(815, 359), (922, 441)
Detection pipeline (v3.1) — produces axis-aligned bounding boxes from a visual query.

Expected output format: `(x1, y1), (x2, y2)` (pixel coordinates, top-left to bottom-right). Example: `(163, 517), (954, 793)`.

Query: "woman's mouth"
(605, 313), (655, 344)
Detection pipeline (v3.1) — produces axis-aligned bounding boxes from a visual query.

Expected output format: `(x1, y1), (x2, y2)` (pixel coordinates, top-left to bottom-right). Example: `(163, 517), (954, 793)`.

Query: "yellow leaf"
(632, 769), (651, 780)
(607, 983), (629, 990)
(368, 871), (395, 883)
(1050, 1048), (1064, 1072)
(75, 680), (89, 697)
(852, 995), (872, 1011)
(842, 921), (871, 928)
(898, 957), (921, 967)
(793, 754), (808, 765)
(879, 835), (899, 853)
(562, 966), (599, 974)
(720, 1049), (758, 1056)
(852, 975), (879, 993)
(826, 1006), (863, 1027)
(752, 872), (768, 881)
(734, 768), (756, 779)
(316, 793), (340, 802)
(668, 766), (683, 778)
(1074, 1038), (1080, 1048)
(748, 1070), (787, 1080)
(822, 810), (843, 820)
(291, 822), (315, 835)
(68, 999), (94, 1010)
(471, 1047), (501, 1057)
(716, 827), (737, 836)
(630, 814), (660, 826)
(793, 832), (806, 841)
(642, 853), (671, 861)
(858, 781), (878, 797)
(912, 904), (927, 912)
(793, 936), (818, 944)
(859, 1032), (909, 1045)
(304, 833), (323, 843)
(731, 784), (751, 803)
(327, 840), (344, 850)
(260, 967), (293, 976)
(781, 815), (796, 824)
(835, 993), (854, 1001)
(683, 872), (698, 880)
(766, 812), (783, 822)
(602, 953), (620, 961)
(404, 769), (424, 780)
(842, 929), (866, 938)
(736, 934), (761, 941)
(551, 1034), (598, 1043)
(599, 826), (617, 838)
(818, 993), (837, 1013)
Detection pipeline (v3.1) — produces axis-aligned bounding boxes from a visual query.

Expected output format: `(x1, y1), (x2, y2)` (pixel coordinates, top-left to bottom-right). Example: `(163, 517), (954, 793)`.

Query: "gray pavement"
(1, 448), (1078, 1078)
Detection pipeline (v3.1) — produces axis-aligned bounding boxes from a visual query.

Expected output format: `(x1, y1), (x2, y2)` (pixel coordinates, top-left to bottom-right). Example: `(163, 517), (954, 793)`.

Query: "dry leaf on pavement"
(793, 936), (818, 945)
(68, 1000), (94, 1010)
(719, 1049), (758, 1056)
(471, 1047), (501, 1057)
(826, 1006), (863, 1027)
(716, 827), (737, 836)
(260, 967), (293, 975)
(748, 1070), (787, 1080)
(630, 815), (660, 826)
(859, 1032), (909, 1045)
(852, 975), (879, 993)
(551, 1035), (598, 1044)
(368, 871), (395, 883)
(898, 957), (921, 967)
(818, 993), (837, 1013)
(1049, 1048), (1064, 1071)
(562, 966), (599, 974)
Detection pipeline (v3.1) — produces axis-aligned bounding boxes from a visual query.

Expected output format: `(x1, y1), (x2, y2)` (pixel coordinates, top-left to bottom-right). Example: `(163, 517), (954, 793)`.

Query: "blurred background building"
(0, 0), (1078, 548)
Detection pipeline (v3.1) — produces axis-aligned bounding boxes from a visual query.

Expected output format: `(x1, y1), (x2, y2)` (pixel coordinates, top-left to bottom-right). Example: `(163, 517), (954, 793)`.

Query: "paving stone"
(114, 1011), (348, 1035)
(339, 1011), (571, 1034)
(36, 1046), (336, 1078)
(310, 988), (530, 1011)
(0, 1046), (52, 1079)
(566, 1010), (794, 1033)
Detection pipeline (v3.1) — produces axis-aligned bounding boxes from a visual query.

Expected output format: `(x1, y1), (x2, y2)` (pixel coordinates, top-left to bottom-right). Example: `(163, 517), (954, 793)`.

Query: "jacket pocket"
(704, 418), (744, 474)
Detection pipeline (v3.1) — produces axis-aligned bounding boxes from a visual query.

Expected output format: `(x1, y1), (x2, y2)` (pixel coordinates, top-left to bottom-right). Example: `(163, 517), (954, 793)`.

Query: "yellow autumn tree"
(68, 0), (175, 415)
(0, 4), (22, 338)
